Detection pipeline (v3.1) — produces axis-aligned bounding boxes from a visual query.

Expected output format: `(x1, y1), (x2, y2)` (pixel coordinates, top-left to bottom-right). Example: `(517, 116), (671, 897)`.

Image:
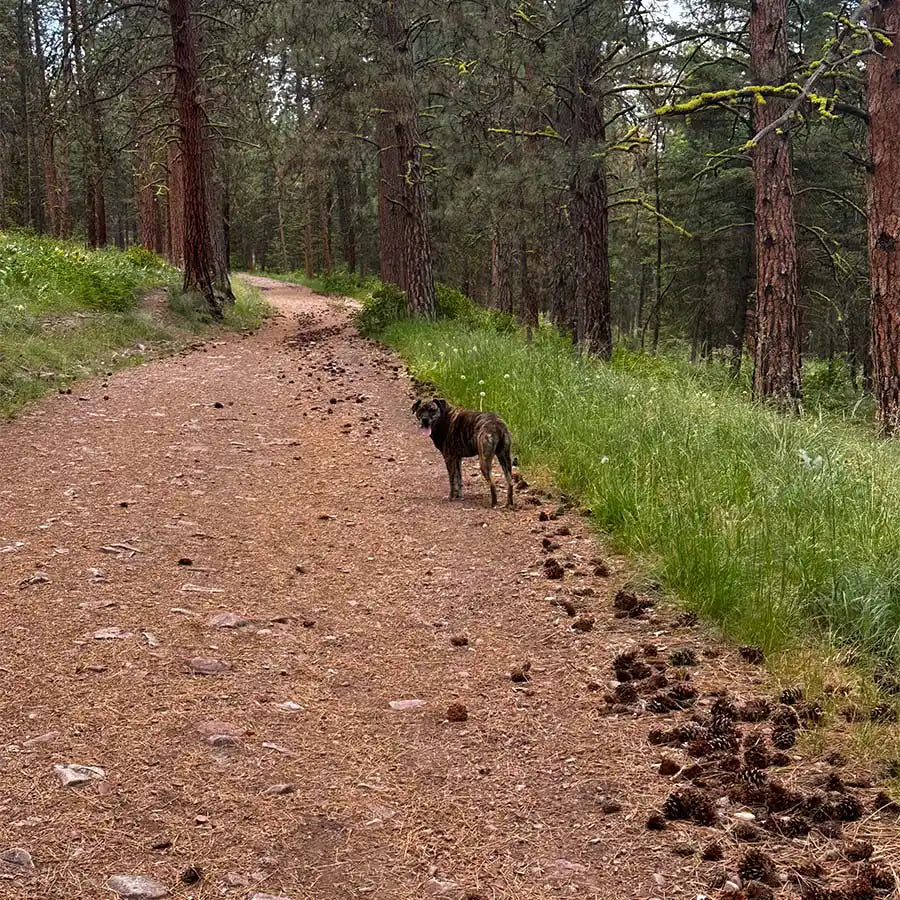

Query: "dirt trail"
(0, 277), (896, 900)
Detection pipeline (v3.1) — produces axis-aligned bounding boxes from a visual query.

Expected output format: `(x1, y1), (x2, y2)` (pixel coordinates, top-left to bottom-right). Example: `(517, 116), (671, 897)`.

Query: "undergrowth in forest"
(0, 233), (270, 417)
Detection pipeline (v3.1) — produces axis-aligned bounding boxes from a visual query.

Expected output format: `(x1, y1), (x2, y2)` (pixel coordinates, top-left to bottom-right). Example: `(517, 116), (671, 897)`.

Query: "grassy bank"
(0, 233), (270, 417)
(379, 314), (900, 666)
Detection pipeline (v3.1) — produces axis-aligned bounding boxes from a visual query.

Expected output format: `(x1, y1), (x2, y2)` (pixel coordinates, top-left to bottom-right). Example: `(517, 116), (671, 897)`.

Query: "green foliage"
(122, 245), (168, 271)
(225, 281), (273, 331)
(355, 282), (409, 336)
(0, 233), (172, 313)
(350, 278), (520, 336)
(383, 315), (900, 665)
(263, 269), (379, 300)
(0, 234), (271, 417)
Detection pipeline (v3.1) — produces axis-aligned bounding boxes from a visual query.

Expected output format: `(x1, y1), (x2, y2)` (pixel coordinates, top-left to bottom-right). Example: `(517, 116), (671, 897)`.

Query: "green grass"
(259, 268), (378, 300)
(0, 232), (272, 417)
(380, 316), (900, 666)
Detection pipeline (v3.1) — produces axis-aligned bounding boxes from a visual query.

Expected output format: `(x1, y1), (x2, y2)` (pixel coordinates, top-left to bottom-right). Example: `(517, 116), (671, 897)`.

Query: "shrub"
(354, 282), (409, 335)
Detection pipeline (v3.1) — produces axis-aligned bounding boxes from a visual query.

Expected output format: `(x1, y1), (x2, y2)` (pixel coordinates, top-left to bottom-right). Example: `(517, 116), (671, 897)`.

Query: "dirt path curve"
(0, 277), (840, 899)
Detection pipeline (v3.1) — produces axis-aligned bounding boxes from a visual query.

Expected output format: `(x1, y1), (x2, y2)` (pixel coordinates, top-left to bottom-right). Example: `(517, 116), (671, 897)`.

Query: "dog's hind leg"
(497, 442), (515, 508)
(479, 450), (498, 508)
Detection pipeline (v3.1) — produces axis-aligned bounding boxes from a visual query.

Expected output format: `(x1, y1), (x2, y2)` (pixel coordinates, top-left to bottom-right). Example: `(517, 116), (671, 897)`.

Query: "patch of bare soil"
(1, 274), (899, 899)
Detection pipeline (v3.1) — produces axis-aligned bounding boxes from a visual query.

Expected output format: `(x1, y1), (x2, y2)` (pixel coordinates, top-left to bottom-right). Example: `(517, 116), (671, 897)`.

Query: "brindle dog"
(413, 397), (514, 508)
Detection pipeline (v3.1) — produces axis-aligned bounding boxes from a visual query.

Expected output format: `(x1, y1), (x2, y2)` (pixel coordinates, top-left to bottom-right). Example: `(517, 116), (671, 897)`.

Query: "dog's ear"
(435, 398), (449, 415)
(411, 398), (422, 414)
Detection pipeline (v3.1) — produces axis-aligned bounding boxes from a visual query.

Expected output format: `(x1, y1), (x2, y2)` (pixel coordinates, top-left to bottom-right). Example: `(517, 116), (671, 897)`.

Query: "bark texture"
(373, 0), (435, 316)
(749, 0), (801, 404)
(867, 0), (900, 434)
(169, 0), (231, 316)
(571, 47), (612, 359)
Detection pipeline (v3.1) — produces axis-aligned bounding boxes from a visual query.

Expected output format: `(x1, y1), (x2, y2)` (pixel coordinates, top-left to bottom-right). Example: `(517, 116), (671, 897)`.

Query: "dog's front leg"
(444, 455), (463, 499)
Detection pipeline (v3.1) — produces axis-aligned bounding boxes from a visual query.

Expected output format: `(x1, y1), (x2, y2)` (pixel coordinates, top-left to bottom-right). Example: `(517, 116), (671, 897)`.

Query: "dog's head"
(412, 397), (450, 437)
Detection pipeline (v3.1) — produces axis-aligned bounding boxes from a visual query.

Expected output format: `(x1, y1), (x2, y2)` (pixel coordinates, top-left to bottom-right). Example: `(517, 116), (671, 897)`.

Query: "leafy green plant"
(354, 282), (408, 335)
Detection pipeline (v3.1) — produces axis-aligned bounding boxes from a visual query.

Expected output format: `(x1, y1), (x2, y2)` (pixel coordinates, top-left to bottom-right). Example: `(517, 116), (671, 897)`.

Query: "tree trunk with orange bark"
(749, 0), (801, 404)
(866, 0), (900, 435)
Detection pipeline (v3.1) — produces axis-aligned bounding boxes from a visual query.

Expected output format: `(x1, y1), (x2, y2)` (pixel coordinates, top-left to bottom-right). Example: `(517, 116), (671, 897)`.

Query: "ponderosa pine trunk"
(204, 136), (234, 303)
(166, 136), (185, 267)
(866, 0), (900, 435)
(376, 96), (405, 288)
(372, 0), (434, 316)
(321, 186), (333, 274)
(571, 48), (613, 359)
(68, 0), (107, 247)
(134, 80), (164, 254)
(491, 232), (513, 313)
(749, 0), (801, 404)
(335, 159), (357, 272)
(169, 0), (229, 317)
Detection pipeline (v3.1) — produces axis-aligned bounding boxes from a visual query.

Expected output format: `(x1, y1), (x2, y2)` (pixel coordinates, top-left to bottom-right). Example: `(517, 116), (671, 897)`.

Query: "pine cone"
(744, 746), (770, 770)
(842, 876), (877, 900)
(711, 696), (738, 721)
(798, 701), (824, 726)
(700, 840), (724, 861)
(739, 698), (771, 722)
(780, 686), (803, 705)
(844, 839), (874, 861)
(687, 737), (713, 758)
(720, 753), (742, 772)
(662, 788), (716, 825)
(772, 705), (801, 729)
(645, 812), (666, 830)
(872, 790), (900, 813)
(825, 773), (846, 793)
(614, 683), (639, 704)
(630, 660), (652, 680)
(769, 751), (792, 767)
(798, 885), (831, 900)
(767, 814), (810, 837)
(740, 644), (765, 664)
(874, 668), (900, 694)
(647, 727), (675, 746)
(860, 862), (895, 892)
(647, 694), (676, 714)
(802, 790), (831, 822)
(669, 646), (698, 667)
(831, 794), (863, 821)
(673, 610), (699, 628)
(771, 726), (796, 750)
(709, 731), (740, 753)
(870, 703), (898, 724)
(733, 820), (764, 842)
(740, 768), (768, 790)
(738, 848), (776, 885)
(766, 781), (803, 813)
(674, 722), (707, 742)
(668, 683), (697, 708)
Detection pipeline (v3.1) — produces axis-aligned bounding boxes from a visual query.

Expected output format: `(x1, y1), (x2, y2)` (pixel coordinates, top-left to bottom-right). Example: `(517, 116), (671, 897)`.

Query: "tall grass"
(0, 233), (272, 417)
(383, 318), (900, 663)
